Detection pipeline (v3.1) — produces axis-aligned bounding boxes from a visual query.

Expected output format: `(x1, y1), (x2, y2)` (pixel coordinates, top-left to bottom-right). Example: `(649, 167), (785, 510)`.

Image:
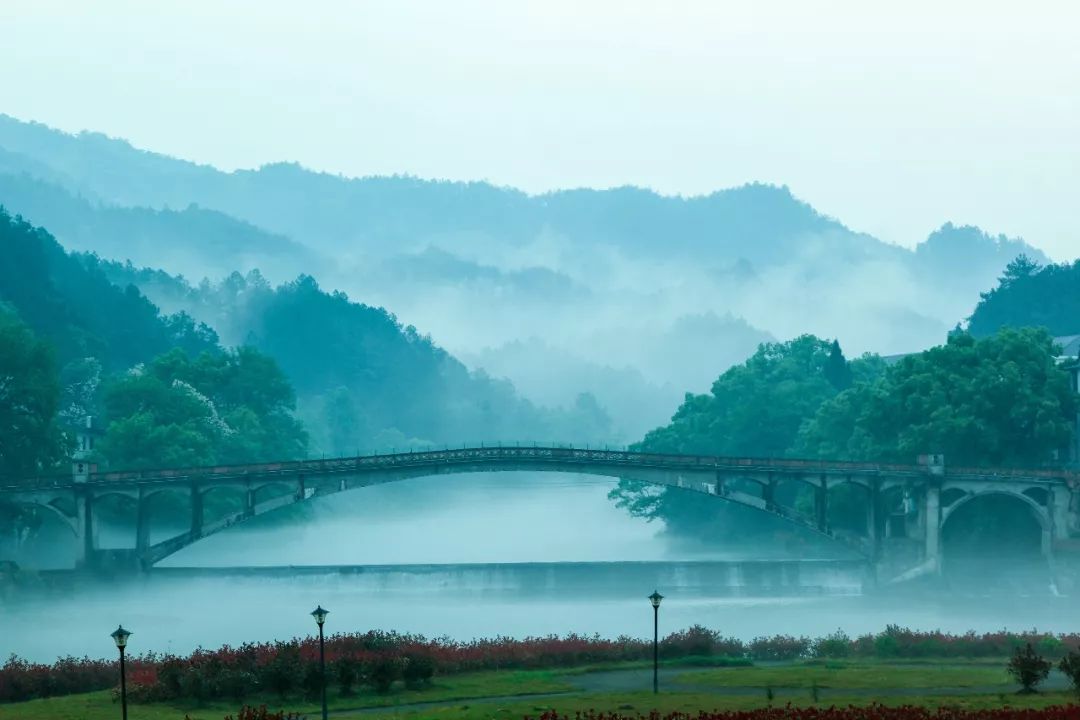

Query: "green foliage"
(1058, 650), (1080, 695)
(97, 348), (307, 470)
(0, 207), (218, 371)
(332, 657), (360, 696)
(108, 269), (616, 453)
(797, 328), (1076, 465)
(968, 254), (1080, 337)
(1006, 643), (1051, 693)
(633, 335), (851, 458)
(366, 655), (401, 694)
(0, 307), (68, 478)
(609, 335), (864, 531)
(401, 655), (436, 689)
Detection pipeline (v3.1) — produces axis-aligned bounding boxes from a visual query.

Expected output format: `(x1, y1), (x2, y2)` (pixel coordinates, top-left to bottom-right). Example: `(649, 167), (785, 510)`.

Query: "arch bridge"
(2, 446), (1077, 581)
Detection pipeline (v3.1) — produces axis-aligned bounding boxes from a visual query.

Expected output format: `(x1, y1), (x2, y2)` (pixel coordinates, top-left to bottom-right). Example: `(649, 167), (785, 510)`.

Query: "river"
(1, 473), (1075, 662)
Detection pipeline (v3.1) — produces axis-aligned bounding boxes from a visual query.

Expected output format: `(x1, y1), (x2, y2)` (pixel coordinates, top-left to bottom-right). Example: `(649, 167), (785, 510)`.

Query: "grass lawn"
(0, 659), (1064, 720)
(675, 661), (1011, 689)
(342, 691), (1080, 720)
(0, 669), (575, 720)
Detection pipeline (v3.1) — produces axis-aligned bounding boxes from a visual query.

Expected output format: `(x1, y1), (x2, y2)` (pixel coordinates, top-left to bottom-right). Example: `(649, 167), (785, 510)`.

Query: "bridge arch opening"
(826, 481), (872, 536)
(0, 500), (79, 569)
(941, 492), (1048, 586)
(141, 488), (193, 545)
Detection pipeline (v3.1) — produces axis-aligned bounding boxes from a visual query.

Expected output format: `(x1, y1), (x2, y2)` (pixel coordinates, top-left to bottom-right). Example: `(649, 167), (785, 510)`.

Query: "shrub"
(1059, 649), (1080, 695)
(402, 654), (436, 689)
(300, 661), (324, 701)
(260, 644), (302, 700)
(1007, 643), (1052, 693)
(366, 654), (401, 694)
(748, 635), (810, 661)
(333, 656), (360, 696)
(812, 630), (852, 659)
(660, 625), (744, 659)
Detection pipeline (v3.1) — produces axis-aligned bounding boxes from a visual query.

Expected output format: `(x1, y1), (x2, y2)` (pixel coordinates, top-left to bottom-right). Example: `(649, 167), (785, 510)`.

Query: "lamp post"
(311, 605), (329, 720)
(648, 591), (663, 694)
(110, 625), (132, 720)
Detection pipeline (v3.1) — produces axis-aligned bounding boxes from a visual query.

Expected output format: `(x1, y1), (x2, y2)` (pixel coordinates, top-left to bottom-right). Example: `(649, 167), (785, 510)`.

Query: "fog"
(3, 474), (1076, 664)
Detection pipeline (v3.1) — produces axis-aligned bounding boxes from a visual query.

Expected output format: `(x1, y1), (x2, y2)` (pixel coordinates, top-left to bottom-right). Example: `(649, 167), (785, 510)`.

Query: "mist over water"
(164, 474), (670, 567)
(4, 473), (1076, 664)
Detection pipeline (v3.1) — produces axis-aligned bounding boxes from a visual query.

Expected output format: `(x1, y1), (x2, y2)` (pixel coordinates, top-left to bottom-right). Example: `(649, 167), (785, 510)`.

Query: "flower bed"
(3, 626), (1078, 705)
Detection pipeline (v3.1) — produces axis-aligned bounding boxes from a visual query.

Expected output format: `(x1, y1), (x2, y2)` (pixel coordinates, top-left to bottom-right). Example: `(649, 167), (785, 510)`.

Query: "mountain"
(0, 113), (1050, 403)
(0, 114), (924, 266)
(0, 171), (316, 280)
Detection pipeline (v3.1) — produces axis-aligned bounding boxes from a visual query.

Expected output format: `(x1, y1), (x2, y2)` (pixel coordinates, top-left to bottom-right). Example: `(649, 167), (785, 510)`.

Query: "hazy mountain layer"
(0, 114), (1049, 435)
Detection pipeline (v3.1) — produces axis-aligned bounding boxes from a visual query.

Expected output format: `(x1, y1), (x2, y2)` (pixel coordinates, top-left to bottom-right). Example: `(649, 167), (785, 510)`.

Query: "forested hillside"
(95, 261), (616, 454)
(0, 207), (218, 370)
(0, 209), (304, 476)
(968, 255), (1080, 337)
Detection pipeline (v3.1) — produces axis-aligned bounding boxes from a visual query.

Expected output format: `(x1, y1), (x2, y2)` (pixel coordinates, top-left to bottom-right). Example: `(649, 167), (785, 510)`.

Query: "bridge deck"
(3, 446), (1076, 492)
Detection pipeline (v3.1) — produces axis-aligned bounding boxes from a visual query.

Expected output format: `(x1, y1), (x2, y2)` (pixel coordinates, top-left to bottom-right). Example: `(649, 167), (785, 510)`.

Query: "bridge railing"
(3, 443), (1078, 492)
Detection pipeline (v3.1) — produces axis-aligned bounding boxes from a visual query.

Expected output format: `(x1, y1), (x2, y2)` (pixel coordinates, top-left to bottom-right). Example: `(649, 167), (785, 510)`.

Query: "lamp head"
(110, 625), (132, 649)
(311, 605), (329, 626)
(648, 590), (664, 609)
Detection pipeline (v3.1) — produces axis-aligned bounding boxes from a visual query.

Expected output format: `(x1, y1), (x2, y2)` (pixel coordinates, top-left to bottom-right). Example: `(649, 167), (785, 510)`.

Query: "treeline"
(968, 254), (1080, 338)
(612, 328), (1076, 535)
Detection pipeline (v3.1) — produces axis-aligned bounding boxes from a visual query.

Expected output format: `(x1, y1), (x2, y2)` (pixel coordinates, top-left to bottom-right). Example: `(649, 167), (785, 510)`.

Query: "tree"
(968, 255), (1080, 337)
(823, 340), (853, 391)
(609, 335), (868, 534)
(97, 347), (307, 470)
(1007, 643), (1051, 693)
(1058, 650), (1080, 696)
(0, 308), (68, 479)
(797, 328), (1076, 466)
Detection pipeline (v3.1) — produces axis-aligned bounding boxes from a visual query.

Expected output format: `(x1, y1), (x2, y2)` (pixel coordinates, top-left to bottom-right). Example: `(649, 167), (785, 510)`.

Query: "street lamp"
(648, 591), (663, 694)
(311, 605), (329, 720)
(110, 625), (132, 720)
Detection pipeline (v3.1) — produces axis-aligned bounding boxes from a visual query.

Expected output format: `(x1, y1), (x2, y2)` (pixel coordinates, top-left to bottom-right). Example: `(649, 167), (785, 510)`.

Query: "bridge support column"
(1051, 485), (1071, 544)
(763, 474), (776, 510)
(243, 487), (256, 518)
(866, 481), (880, 561)
(815, 475), (828, 532)
(190, 486), (204, 539)
(296, 475), (307, 501)
(924, 484), (941, 573)
(135, 490), (151, 561)
(74, 490), (96, 569)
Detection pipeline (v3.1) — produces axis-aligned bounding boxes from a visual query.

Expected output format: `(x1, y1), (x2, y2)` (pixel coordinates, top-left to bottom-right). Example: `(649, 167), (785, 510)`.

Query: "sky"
(1, 0), (1077, 259)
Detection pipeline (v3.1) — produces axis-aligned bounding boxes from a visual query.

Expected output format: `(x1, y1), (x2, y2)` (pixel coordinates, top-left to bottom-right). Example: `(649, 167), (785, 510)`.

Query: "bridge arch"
(143, 459), (869, 567)
(0, 498), (78, 536)
(941, 490), (1050, 564)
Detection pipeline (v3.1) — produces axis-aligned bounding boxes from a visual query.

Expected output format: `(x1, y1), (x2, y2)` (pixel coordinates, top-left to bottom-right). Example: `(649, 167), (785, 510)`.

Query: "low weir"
(143, 559), (871, 597)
